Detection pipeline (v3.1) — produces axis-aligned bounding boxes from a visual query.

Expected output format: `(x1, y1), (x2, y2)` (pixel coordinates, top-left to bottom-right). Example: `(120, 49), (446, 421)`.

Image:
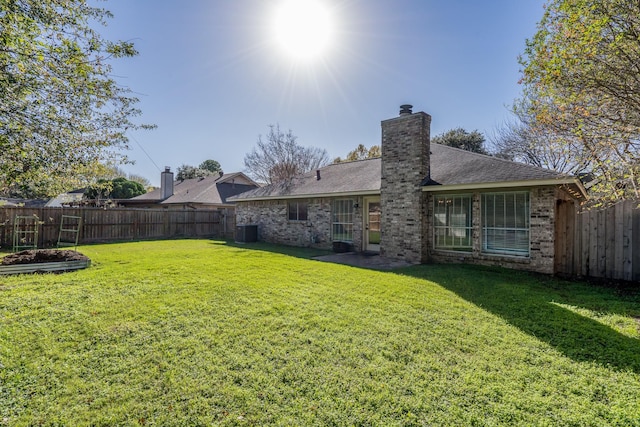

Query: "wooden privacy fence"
(555, 200), (640, 282)
(0, 207), (235, 249)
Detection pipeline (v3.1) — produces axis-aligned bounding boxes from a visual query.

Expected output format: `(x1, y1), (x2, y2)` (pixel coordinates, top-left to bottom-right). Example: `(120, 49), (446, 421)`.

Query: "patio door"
(364, 197), (381, 252)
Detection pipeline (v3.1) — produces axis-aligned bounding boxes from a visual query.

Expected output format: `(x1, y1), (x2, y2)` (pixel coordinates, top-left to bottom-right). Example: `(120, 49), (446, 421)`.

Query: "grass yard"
(1, 239), (639, 426)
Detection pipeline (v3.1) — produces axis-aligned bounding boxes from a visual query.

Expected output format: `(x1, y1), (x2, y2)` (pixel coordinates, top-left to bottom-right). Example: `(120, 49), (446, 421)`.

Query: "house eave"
(159, 202), (236, 208)
(233, 189), (381, 202)
(422, 177), (587, 198)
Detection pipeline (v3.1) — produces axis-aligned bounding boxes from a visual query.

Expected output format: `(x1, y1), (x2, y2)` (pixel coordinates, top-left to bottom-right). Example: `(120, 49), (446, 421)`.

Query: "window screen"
(288, 202), (308, 221)
(434, 194), (473, 251)
(482, 192), (530, 256)
(332, 199), (354, 242)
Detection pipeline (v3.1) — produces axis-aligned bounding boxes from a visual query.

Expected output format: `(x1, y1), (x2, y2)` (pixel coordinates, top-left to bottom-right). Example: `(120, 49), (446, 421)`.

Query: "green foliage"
(520, 0), (640, 205)
(126, 173), (152, 189)
(1, 240), (639, 425)
(175, 164), (215, 181)
(0, 0), (153, 199)
(333, 144), (381, 163)
(244, 124), (330, 184)
(175, 159), (223, 180)
(199, 159), (222, 173)
(100, 166), (151, 188)
(431, 128), (488, 154)
(85, 177), (146, 199)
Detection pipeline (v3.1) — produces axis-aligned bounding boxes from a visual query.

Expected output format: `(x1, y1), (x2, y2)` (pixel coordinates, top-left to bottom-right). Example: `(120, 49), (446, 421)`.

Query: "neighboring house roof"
(45, 189), (86, 207)
(128, 172), (259, 206)
(0, 197), (49, 208)
(232, 143), (587, 201)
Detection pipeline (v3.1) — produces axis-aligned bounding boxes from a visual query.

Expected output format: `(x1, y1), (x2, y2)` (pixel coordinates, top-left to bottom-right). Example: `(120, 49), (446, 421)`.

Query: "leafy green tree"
(127, 173), (152, 189)
(199, 159), (222, 174)
(519, 0), (640, 204)
(85, 177), (146, 200)
(176, 164), (215, 181)
(244, 124), (329, 184)
(0, 0), (152, 198)
(333, 144), (381, 163)
(100, 166), (151, 188)
(431, 128), (487, 154)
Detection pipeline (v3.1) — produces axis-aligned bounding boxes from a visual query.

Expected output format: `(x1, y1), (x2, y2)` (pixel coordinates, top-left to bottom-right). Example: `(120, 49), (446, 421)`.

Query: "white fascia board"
(422, 178), (583, 193)
(233, 189), (380, 202)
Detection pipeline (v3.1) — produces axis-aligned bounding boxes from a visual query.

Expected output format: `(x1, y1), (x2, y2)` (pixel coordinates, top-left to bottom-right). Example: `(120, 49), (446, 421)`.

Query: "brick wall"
(235, 197), (364, 251)
(426, 186), (557, 274)
(380, 110), (431, 263)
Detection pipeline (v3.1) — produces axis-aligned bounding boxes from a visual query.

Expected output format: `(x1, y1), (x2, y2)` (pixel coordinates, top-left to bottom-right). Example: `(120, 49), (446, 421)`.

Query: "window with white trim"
(332, 199), (354, 242)
(288, 202), (308, 221)
(482, 192), (530, 256)
(434, 194), (472, 251)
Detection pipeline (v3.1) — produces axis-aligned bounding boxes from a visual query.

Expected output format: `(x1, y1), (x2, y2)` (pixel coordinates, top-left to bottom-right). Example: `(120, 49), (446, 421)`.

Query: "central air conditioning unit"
(235, 224), (258, 243)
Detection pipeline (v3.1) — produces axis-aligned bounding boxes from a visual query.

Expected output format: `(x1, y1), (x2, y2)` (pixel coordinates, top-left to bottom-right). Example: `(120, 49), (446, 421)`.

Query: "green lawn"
(1, 239), (639, 426)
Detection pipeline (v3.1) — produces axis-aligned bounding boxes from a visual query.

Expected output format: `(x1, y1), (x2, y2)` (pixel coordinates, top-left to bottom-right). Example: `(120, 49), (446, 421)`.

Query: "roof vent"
(316, 170), (321, 180)
(399, 104), (413, 116)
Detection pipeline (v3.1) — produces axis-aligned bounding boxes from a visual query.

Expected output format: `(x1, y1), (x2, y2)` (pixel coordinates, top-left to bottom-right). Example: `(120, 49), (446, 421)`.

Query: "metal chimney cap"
(164, 166), (171, 172)
(399, 104), (413, 115)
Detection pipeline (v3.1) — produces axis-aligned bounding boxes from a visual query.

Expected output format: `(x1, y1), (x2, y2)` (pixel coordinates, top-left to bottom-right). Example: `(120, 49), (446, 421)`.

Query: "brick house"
(232, 105), (587, 274)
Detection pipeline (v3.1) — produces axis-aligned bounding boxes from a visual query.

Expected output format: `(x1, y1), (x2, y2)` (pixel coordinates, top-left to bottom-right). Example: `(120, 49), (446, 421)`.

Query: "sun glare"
(272, 0), (334, 62)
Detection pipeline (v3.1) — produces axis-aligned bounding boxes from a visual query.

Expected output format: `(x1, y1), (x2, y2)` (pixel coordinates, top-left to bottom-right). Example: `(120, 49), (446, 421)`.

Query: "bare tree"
(490, 100), (589, 174)
(333, 144), (380, 163)
(244, 124), (330, 184)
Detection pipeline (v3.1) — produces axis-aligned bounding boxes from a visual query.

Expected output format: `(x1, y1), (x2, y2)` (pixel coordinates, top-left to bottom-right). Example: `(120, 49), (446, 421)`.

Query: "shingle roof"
(232, 143), (581, 201)
(132, 172), (258, 205)
(0, 198), (49, 208)
(425, 143), (567, 185)
(231, 157), (381, 201)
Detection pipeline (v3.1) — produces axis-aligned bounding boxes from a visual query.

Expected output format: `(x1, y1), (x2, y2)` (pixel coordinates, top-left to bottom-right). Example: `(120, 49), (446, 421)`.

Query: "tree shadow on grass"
(208, 240), (333, 260)
(399, 264), (640, 374)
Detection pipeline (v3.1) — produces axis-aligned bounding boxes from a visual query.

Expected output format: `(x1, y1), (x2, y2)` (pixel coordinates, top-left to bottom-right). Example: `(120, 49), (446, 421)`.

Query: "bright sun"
(271, 0), (334, 62)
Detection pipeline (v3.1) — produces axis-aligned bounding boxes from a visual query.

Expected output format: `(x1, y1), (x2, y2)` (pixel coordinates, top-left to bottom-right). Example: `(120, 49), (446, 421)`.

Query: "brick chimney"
(161, 166), (174, 200)
(380, 104), (431, 263)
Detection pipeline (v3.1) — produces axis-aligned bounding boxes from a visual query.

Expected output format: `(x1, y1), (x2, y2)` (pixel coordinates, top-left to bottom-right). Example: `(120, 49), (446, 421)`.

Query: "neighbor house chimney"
(161, 166), (174, 200)
(379, 104), (431, 263)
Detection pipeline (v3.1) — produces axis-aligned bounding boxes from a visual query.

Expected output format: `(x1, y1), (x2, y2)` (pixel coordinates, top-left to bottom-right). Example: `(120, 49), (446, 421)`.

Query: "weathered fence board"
(0, 207), (235, 249)
(558, 201), (639, 282)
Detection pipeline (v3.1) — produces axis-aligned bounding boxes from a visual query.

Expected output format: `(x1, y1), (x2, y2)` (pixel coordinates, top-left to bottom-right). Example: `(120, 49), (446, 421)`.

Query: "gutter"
(422, 177), (588, 199)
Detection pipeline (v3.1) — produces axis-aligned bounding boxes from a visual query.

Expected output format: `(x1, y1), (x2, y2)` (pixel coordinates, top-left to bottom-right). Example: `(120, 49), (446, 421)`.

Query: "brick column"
(380, 105), (431, 263)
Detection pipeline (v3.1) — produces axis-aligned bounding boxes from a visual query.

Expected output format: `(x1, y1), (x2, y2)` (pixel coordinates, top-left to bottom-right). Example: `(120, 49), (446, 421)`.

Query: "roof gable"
(131, 172), (259, 205)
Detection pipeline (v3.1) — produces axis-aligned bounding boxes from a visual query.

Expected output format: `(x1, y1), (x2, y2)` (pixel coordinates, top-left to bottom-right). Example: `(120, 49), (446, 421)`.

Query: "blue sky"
(100, 0), (544, 185)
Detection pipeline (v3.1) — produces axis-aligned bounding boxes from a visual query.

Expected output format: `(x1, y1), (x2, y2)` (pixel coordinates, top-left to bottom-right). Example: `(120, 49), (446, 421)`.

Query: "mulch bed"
(1, 249), (90, 266)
